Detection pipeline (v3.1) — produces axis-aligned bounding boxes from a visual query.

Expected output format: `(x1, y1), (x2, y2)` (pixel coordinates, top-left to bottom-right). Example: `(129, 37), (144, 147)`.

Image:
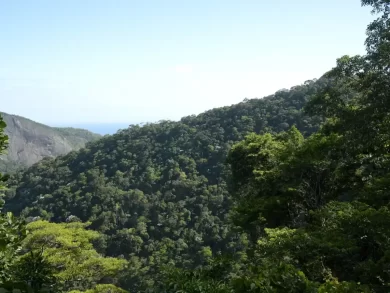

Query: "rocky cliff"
(0, 112), (101, 172)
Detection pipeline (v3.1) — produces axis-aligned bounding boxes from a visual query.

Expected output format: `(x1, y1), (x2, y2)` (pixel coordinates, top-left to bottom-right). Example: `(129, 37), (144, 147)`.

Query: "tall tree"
(21, 220), (127, 292)
(0, 115), (27, 285)
(223, 0), (390, 291)
(0, 114), (8, 193)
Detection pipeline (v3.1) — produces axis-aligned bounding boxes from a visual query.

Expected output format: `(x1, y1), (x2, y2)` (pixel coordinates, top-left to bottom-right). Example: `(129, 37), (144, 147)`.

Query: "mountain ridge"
(0, 112), (101, 173)
(4, 78), (326, 290)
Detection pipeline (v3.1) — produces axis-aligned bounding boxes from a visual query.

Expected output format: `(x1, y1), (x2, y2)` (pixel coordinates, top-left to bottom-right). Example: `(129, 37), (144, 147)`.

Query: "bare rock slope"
(0, 112), (101, 172)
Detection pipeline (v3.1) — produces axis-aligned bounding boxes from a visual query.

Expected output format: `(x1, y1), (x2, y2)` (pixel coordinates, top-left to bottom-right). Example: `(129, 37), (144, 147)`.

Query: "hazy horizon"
(1, 1), (374, 125)
(56, 122), (136, 135)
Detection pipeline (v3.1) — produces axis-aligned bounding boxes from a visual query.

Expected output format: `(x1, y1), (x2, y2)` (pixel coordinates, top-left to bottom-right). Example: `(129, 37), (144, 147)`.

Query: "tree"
(4, 80), (324, 291)
(155, 264), (232, 293)
(0, 114), (28, 286)
(224, 1), (390, 291)
(0, 211), (27, 284)
(21, 220), (127, 292)
(11, 249), (57, 293)
(69, 284), (128, 293)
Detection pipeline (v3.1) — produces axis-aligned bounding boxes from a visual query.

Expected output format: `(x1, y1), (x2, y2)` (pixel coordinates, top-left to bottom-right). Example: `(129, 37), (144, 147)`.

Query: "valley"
(1, 1), (390, 292)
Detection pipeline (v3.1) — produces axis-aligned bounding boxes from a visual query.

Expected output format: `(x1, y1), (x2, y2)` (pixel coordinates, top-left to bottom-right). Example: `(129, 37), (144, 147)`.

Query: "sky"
(0, 0), (375, 129)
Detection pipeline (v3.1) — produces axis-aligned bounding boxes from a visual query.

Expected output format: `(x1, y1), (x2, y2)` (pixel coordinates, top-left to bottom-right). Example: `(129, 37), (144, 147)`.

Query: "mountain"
(4, 78), (326, 291)
(0, 112), (101, 173)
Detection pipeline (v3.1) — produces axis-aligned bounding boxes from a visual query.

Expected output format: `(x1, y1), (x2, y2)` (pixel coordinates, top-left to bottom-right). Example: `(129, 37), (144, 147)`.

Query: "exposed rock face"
(0, 112), (101, 172)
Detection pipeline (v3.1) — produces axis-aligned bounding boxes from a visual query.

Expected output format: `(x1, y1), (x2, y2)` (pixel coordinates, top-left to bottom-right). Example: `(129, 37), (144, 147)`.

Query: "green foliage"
(4, 80), (324, 291)
(155, 257), (239, 293)
(69, 284), (128, 293)
(11, 249), (57, 293)
(4, 1), (390, 292)
(0, 115), (54, 293)
(0, 114), (28, 285)
(0, 211), (27, 283)
(54, 127), (102, 144)
(156, 266), (232, 293)
(227, 127), (337, 240)
(22, 220), (127, 292)
(0, 115), (7, 154)
(220, 1), (390, 291)
(0, 115), (8, 186)
(231, 262), (318, 293)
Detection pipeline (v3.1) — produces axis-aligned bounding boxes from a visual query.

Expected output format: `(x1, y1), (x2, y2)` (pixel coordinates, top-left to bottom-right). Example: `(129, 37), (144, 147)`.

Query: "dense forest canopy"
(3, 78), (325, 291)
(1, 0), (390, 292)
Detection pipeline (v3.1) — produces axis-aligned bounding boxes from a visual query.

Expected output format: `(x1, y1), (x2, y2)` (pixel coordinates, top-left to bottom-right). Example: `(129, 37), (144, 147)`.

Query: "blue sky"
(0, 0), (374, 127)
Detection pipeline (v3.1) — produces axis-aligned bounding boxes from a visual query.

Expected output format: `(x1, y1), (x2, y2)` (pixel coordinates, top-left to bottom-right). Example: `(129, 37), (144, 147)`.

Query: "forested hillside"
(156, 0), (390, 291)
(1, 0), (390, 292)
(0, 112), (101, 173)
(3, 78), (324, 291)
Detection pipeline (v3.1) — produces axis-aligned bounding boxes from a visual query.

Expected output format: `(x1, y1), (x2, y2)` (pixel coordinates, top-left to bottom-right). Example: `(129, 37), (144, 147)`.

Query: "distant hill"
(63, 123), (133, 135)
(0, 112), (101, 173)
(4, 78), (326, 291)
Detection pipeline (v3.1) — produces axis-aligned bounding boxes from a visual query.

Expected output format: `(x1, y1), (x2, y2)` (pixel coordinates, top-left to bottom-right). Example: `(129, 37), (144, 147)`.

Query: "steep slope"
(4, 78), (326, 290)
(0, 112), (101, 173)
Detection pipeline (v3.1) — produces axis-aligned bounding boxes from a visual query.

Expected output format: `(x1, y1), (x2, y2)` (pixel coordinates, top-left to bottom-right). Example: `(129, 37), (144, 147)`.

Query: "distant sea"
(67, 123), (133, 135)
